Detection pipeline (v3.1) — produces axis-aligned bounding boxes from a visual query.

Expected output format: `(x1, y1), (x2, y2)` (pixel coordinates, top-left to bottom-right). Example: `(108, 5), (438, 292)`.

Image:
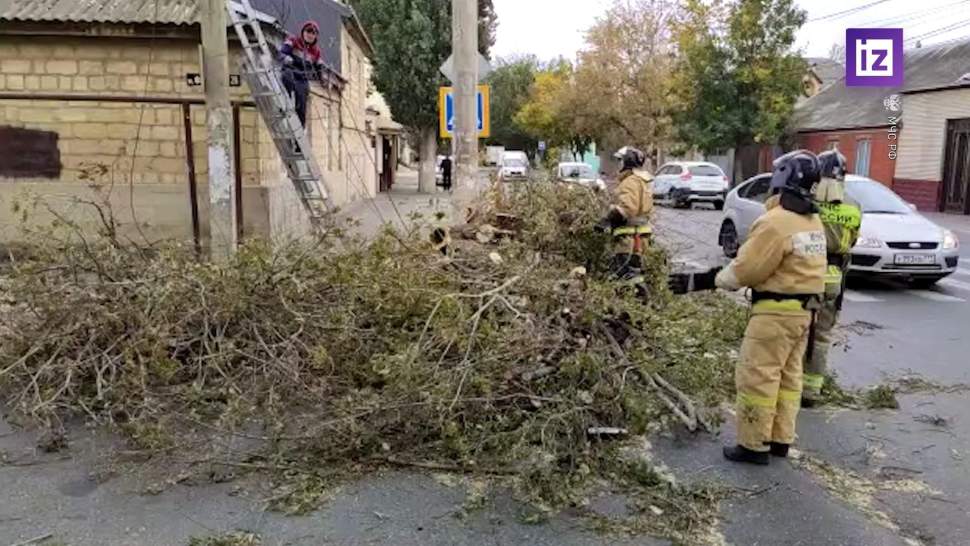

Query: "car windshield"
(845, 180), (911, 214)
(504, 159), (527, 168)
(561, 165), (595, 178)
(689, 165), (723, 176)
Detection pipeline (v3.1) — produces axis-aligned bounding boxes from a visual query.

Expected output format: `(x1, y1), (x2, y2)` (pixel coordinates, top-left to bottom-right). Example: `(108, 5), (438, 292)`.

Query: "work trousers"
(735, 312), (812, 451)
(802, 295), (838, 401)
(282, 71), (310, 127)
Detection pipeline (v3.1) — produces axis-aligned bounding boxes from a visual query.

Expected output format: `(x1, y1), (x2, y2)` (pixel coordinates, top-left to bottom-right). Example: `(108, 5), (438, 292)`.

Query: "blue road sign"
(440, 86), (490, 138)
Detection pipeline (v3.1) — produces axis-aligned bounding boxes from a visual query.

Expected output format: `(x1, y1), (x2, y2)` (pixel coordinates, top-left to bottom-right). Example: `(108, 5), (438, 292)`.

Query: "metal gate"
(943, 118), (970, 214)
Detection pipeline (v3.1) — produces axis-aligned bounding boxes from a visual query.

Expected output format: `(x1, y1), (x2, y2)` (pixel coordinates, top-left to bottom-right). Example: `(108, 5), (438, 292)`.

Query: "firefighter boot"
(723, 445), (770, 465)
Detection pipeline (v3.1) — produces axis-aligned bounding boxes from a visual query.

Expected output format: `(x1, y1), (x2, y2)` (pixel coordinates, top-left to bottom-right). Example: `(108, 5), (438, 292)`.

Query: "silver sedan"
(719, 174), (961, 287)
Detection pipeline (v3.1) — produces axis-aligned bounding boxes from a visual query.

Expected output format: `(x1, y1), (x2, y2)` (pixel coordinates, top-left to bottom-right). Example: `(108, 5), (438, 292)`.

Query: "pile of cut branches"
(0, 181), (745, 542)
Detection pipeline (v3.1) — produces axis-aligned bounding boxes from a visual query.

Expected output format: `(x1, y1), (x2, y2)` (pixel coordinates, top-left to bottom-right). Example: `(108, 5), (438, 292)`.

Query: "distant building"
(793, 39), (970, 213)
(802, 57), (844, 98)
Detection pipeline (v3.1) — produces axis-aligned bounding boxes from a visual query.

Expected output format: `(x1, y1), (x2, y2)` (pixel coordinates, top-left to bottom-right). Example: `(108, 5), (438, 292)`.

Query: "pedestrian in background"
(441, 156), (453, 191)
(279, 21), (325, 127)
(716, 150), (827, 465)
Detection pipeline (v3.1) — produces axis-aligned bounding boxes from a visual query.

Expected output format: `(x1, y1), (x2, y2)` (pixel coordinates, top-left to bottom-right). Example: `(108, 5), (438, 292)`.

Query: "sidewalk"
(337, 168), (453, 239)
(924, 211), (970, 238)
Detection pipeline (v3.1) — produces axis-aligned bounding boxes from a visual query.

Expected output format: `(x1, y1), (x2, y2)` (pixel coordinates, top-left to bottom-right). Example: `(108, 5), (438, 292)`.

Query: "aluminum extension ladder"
(227, 0), (332, 229)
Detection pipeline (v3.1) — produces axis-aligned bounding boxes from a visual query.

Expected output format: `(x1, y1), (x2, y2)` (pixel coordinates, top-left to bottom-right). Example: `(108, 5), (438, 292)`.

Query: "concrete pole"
(202, 0), (237, 259)
(451, 0), (480, 221)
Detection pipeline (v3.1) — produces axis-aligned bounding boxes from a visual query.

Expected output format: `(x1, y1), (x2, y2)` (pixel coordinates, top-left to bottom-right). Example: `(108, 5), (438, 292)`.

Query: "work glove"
(715, 263), (741, 291)
(595, 208), (626, 233)
(691, 267), (723, 291)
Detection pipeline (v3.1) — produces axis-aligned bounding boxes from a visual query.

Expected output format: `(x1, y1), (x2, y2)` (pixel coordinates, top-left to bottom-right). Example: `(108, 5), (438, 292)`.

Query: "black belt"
(827, 253), (847, 266)
(750, 291), (816, 306)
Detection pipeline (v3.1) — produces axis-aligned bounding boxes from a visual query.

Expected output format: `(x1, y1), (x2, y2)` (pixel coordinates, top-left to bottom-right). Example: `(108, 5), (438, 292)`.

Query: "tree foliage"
(672, 0), (807, 153)
(349, 0), (497, 131)
(484, 56), (541, 156)
(571, 0), (680, 158)
(513, 61), (593, 158)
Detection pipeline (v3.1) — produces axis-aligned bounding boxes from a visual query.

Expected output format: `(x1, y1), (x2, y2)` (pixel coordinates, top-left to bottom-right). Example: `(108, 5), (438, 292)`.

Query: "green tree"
(484, 56), (540, 157)
(672, 0), (807, 157)
(571, 0), (680, 168)
(349, 0), (497, 191)
(514, 61), (593, 161)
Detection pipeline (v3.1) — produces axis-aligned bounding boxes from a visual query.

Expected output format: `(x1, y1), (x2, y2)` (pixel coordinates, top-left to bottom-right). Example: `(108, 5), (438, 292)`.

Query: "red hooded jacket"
(279, 21), (323, 81)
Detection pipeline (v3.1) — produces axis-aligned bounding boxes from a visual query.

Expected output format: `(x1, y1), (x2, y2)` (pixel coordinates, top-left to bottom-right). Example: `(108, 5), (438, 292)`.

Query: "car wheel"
(908, 277), (944, 289)
(714, 201), (725, 211)
(720, 221), (739, 258)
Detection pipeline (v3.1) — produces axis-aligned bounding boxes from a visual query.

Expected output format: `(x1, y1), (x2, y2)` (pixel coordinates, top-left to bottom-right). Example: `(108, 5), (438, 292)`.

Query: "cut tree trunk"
(418, 126), (437, 193)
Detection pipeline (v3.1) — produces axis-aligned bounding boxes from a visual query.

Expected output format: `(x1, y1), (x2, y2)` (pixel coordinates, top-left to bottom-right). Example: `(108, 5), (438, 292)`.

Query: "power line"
(809, 0), (895, 22)
(865, 0), (969, 28)
(905, 17), (970, 42)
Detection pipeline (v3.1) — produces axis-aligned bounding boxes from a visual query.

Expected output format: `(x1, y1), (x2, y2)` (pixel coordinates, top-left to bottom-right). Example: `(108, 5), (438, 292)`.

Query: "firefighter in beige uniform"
(716, 151), (827, 465)
(597, 147), (654, 290)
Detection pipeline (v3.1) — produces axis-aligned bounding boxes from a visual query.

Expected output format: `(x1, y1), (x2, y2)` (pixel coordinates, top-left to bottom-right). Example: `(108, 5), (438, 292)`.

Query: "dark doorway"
(380, 136), (394, 192)
(942, 118), (970, 214)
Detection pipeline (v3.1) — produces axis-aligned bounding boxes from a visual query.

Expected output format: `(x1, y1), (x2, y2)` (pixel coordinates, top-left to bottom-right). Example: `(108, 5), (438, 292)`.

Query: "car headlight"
(943, 229), (959, 250)
(855, 236), (883, 249)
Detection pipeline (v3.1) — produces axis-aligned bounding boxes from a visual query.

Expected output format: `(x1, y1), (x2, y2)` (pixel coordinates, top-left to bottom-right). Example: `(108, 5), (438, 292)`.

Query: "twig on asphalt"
(10, 533), (54, 546)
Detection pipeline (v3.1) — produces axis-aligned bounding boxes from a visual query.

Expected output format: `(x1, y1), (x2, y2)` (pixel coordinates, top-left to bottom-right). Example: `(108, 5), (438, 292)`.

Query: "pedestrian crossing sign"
(439, 85), (490, 139)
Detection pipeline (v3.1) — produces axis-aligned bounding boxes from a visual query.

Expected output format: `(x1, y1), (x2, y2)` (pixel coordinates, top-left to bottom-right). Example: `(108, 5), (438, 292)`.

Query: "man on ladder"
(279, 20), (326, 127)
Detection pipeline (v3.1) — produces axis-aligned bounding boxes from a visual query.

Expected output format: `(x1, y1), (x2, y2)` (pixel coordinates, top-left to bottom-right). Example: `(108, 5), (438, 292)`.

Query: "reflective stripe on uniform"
(825, 265), (843, 286)
(803, 373), (825, 390)
(737, 392), (776, 408)
(778, 389), (802, 402)
(613, 225), (653, 236)
(751, 299), (805, 313)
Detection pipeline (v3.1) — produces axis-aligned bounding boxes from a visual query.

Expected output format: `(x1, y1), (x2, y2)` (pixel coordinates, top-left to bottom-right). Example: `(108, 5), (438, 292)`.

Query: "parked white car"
(719, 174), (961, 287)
(653, 162), (730, 210)
(556, 162), (606, 191)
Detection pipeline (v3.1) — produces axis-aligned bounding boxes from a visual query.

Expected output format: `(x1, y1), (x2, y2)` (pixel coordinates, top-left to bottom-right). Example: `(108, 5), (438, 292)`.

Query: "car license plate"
(894, 254), (936, 265)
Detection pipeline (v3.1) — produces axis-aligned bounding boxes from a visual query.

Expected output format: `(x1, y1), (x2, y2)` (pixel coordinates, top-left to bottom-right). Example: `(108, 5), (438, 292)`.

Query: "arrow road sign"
(439, 85), (490, 139)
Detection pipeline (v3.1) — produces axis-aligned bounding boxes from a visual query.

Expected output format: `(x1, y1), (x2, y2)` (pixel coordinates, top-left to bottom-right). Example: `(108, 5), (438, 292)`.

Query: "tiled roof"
(0, 0), (200, 26)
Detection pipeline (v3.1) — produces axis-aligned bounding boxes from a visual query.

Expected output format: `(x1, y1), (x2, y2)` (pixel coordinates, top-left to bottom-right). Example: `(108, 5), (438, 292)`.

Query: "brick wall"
(893, 179), (942, 212)
(0, 30), (377, 241)
(0, 36), (280, 188)
(797, 127), (896, 187)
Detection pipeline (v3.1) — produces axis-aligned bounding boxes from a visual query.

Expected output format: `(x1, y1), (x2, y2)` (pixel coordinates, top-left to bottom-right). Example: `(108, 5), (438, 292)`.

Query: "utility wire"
(905, 17), (970, 42)
(809, 0), (895, 22)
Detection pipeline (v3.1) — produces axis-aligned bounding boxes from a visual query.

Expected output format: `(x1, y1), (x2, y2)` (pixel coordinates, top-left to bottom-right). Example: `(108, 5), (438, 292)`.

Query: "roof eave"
(341, 8), (375, 59)
(901, 82), (970, 95)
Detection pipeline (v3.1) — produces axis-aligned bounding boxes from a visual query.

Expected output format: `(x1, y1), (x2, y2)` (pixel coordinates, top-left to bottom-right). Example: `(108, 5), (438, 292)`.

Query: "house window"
(855, 139), (871, 177)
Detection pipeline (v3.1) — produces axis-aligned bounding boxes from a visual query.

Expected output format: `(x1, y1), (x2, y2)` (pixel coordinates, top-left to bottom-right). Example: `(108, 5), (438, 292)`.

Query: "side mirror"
(908, 202), (918, 211)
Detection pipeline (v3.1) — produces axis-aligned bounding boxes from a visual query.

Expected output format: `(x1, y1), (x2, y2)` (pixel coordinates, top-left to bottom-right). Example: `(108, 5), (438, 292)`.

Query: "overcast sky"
(491, 0), (970, 62)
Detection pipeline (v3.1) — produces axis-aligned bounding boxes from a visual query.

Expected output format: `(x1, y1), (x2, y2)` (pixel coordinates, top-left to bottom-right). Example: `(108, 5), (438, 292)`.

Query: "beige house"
(0, 0), (389, 246)
(892, 40), (970, 214)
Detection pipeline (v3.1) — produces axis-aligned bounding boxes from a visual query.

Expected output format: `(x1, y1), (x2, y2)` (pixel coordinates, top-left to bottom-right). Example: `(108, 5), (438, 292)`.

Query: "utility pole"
(201, 0), (237, 260)
(451, 0), (480, 221)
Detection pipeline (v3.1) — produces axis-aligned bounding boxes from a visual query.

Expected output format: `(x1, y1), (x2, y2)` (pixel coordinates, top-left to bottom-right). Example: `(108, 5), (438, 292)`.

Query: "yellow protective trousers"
(735, 307), (812, 452)
(803, 293), (839, 401)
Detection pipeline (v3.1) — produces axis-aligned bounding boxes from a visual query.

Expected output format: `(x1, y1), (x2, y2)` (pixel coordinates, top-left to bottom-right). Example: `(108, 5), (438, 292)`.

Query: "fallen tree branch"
(601, 326), (709, 433)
